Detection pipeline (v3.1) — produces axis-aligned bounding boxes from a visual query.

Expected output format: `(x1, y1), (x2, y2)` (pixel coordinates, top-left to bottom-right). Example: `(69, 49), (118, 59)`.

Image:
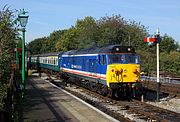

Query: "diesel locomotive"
(29, 45), (141, 98)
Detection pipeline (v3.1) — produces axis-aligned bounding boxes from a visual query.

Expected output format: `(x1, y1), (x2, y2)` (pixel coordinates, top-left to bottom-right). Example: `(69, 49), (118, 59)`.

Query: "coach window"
(55, 58), (57, 65)
(102, 55), (106, 64)
(54, 57), (56, 65)
(50, 58), (52, 64)
(40, 58), (42, 63)
(45, 58), (47, 63)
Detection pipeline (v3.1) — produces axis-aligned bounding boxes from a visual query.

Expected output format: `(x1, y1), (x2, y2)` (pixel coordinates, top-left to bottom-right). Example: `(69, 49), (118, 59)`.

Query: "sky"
(0, 0), (180, 44)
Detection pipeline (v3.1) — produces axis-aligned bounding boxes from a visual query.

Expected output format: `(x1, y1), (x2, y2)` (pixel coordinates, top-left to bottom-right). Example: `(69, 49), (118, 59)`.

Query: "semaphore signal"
(144, 28), (161, 102)
(144, 37), (155, 42)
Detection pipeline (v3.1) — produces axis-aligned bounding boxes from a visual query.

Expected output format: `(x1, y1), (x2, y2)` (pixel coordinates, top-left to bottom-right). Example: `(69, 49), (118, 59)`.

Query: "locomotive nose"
(106, 64), (140, 87)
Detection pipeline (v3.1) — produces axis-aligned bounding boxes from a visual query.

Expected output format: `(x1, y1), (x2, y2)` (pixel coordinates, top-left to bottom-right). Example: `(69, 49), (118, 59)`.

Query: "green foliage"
(160, 34), (179, 53)
(29, 30), (66, 54)
(160, 51), (180, 75)
(124, 21), (149, 49)
(97, 15), (126, 46)
(29, 37), (46, 54)
(137, 49), (156, 75)
(56, 28), (78, 51)
(0, 6), (18, 112)
(45, 30), (66, 52)
(0, 6), (16, 83)
(56, 16), (99, 51)
(75, 16), (99, 49)
(0, 84), (7, 110)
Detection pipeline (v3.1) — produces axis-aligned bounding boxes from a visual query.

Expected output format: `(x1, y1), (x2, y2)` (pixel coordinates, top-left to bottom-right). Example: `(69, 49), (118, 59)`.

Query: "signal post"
(144, 28), (161, 102)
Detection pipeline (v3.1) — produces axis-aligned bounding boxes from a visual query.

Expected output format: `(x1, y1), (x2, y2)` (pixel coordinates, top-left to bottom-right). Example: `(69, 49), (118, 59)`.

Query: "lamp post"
(18, 9), (29, 98)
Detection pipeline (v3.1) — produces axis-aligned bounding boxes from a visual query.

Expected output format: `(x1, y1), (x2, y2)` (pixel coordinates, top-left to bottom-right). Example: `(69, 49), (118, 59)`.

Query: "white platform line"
(44, 79), (120, 122)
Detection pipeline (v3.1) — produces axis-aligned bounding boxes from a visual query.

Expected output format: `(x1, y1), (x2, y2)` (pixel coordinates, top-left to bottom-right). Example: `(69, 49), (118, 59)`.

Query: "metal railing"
(141, 76), (180, 84)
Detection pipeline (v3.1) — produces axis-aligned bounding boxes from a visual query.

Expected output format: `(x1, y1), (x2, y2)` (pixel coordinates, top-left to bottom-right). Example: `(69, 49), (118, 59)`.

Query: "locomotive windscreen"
(108, 54), (140, 64)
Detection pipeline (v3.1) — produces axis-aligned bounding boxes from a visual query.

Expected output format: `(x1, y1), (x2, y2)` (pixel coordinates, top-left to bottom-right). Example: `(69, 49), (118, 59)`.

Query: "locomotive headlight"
(116, 47), (119, 51)
(128, 48), (131, 51)
(124, 69), (127, 73)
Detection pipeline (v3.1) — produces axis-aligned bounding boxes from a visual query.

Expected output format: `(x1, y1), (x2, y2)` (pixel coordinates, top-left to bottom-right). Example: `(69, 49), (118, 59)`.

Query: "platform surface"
(23, 75), (115, 122)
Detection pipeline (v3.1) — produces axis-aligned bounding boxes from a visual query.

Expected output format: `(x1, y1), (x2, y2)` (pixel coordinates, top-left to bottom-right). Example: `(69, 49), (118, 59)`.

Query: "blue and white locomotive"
(29, 45), (141, 98)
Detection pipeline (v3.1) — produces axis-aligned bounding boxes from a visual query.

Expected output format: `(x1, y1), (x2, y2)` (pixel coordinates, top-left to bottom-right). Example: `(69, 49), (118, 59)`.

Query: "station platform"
(23, 74), (118, 122)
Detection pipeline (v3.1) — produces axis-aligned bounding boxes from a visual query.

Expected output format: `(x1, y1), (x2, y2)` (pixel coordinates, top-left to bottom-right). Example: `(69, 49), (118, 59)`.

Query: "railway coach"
(29, 52), (63, 72)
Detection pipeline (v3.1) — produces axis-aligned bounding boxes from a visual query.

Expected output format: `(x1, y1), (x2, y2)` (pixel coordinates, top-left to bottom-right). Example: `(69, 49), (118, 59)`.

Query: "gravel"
(146, 97), (180, 113)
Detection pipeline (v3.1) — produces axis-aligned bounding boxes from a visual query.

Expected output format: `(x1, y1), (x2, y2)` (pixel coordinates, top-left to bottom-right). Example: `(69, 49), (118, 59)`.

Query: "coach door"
(89, 59), (97, 77)
(99, 55), (107, 80)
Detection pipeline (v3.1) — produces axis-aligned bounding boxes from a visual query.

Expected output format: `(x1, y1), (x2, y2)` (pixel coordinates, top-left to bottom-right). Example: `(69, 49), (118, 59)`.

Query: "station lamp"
(18, 9), (29, 98)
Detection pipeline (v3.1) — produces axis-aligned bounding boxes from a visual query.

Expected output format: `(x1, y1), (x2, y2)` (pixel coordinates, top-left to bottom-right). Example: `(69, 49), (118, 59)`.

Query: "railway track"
(45, 74), (180, 122)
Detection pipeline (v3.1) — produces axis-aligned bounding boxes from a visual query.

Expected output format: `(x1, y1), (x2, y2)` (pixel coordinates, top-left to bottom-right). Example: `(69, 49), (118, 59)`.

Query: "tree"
(75, 16), (99, 49)
(123, 20), (149, 49)
(160, 51), (180, 75)
(97, 15), (126, 46)
(28, 37), (44, 54)
(160, 34), (179, 53)
(56, 27), (78, 51)
(97, 15), (149, 48)
(137, 49), (156, 75)
(45, 30), (66, 52)
(29, 30), (66, 54)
